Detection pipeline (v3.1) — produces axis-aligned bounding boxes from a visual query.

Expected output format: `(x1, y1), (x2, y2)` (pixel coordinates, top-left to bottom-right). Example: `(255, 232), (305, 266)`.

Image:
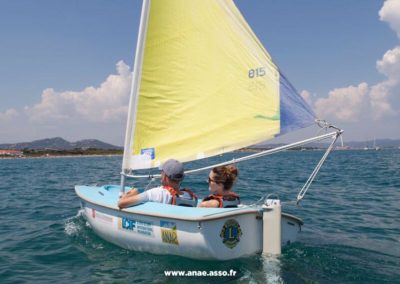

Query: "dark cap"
(161, 159), (184, 181)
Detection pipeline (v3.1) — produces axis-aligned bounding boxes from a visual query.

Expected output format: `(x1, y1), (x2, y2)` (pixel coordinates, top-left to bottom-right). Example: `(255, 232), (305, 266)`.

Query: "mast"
(120, 0), (151, 193)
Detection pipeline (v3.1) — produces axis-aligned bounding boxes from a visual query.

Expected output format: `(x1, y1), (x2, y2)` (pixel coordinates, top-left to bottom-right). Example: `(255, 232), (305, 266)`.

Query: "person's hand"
(125, 188), (138, 196)
(120, 188), (139, 199)
(118, 188), (140, 209)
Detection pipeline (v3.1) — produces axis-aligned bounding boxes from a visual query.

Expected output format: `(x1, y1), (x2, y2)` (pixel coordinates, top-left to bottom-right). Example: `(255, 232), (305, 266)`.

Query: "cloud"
(314, 83), (369, 122)
(376, 46), (400, 79)
(0, 61), (132, 144)
(369, 81), (397, 119)
(300, 90), (313, 106)
(25, 61), (132, 123)
(379, 0), (400, 38)
(0, 108), (18, 121)
(366, 0), (400, 120)
(369, 46), (400, 119)
(311, 1), (400, 123)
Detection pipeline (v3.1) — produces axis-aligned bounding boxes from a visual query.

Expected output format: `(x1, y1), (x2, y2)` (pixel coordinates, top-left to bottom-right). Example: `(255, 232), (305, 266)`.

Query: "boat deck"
(75, 185), (263, 221)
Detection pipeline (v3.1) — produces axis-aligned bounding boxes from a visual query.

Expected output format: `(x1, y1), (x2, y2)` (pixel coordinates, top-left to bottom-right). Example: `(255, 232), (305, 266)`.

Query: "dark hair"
(212, 165), (238, 191)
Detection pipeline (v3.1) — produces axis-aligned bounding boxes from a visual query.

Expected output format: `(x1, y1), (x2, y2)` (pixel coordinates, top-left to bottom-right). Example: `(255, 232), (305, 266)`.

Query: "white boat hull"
(76, 185), (302, 260)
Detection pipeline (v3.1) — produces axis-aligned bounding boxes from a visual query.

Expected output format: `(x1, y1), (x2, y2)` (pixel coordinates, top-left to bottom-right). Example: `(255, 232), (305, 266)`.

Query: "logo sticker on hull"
(118, 217), (154, 237)
(220, 219), (242, 249)
(160, 221), (179, 245)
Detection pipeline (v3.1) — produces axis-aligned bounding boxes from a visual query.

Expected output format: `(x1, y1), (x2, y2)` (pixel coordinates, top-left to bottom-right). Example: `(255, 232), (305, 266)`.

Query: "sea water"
(0, 150), (399, 283)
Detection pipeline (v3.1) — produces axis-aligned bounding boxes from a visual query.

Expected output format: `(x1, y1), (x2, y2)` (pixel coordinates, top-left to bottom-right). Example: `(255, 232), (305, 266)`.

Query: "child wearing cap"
(118, 159), (198, 208)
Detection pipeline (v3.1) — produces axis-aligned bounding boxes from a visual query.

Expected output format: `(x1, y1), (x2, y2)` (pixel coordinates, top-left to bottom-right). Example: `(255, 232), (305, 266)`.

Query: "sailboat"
(75, 0), (342, 260)
(373, 138), (380, 150)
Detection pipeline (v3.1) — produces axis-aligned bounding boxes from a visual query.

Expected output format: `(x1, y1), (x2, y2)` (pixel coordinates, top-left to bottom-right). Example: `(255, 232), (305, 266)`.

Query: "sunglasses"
(208, 177), (220, 184)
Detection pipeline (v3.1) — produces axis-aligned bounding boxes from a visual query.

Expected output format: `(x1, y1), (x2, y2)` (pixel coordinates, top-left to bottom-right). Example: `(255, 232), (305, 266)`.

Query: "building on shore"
(0, 150), (23, 157)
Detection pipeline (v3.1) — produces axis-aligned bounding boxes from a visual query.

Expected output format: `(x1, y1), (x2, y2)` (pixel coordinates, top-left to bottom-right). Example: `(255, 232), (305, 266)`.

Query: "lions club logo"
(220, 219), (242, 249)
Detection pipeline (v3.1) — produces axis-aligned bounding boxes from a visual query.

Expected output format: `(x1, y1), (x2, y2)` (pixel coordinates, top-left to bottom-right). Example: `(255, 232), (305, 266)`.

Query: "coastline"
(2, 147), (397, 160)
(0, 154), (123, 160)
(0, 148), (123, 159)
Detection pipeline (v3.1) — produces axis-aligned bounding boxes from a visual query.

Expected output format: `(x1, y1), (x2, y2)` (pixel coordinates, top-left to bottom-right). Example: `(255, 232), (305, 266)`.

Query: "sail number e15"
(248, 67), (265, 78)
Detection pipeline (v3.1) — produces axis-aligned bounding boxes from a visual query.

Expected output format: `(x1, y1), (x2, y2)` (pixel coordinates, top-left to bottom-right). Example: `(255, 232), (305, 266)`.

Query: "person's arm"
(123, 188), (139, 197)
(118, 188), (145, 209)
(198, 199), (220, 208)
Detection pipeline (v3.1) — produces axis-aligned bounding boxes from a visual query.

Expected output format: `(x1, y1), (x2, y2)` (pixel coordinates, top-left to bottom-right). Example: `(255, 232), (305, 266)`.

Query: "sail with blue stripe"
(280, 72), (315, 135)
(122, 0), (316, 171)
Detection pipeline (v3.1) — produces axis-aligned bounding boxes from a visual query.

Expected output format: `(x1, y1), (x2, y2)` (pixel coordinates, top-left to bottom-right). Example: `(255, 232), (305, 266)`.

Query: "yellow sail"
(126, 0), (280, 170)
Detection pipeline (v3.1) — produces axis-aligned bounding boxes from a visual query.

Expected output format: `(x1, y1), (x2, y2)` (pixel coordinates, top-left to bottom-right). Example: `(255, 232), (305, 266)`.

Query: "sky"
(0, 0), (399, 146)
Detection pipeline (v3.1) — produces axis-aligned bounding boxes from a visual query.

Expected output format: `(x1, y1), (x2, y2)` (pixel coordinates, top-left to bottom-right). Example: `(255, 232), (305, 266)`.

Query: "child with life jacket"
(118, 159), (197, 209)
(199, 165), (240, 208)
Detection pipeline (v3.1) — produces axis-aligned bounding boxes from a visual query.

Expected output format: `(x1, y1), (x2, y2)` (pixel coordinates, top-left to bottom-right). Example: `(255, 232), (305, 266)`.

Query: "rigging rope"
(123, 130), (341, 179)
(144, 176), (155, 191)
(296, 132), (340, 204)
(121, 123), (343, 204)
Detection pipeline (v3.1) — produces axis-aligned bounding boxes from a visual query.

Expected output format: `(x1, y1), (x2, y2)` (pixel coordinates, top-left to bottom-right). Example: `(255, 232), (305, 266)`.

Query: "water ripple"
(0, 150), (399, 283)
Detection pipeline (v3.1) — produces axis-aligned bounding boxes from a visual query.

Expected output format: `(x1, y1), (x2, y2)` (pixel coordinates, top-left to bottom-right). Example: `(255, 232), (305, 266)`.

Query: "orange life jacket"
(203, 192), (240, 208)
(163, 186), (198, 207)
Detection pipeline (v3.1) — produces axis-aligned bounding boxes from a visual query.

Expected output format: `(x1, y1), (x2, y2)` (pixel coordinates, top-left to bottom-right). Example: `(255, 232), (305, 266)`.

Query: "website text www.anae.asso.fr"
(164, 269), (237, 277)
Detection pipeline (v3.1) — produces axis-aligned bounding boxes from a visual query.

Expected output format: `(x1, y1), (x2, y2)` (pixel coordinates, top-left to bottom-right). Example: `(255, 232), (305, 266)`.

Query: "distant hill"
(0, 137), (122, 150)
(1, 137), (399, 151)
